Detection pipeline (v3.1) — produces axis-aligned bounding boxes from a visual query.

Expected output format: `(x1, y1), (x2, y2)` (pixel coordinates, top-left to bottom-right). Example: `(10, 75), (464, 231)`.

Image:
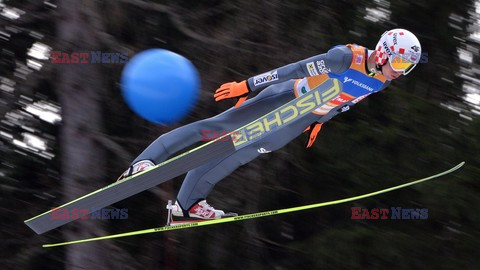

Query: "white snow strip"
(24, 101), (62, 124)
(0, 131), (13, 139)
(27, 42), (51, 60)
(0, 7), (24, 20)
(27, 59), (43, 70)
(23, 133), (47, 151)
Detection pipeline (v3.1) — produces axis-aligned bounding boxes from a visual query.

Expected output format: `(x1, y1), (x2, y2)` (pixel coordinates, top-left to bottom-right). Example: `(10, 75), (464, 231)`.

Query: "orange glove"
(304, 122), (323, 148)
(213, 80), (250, 108)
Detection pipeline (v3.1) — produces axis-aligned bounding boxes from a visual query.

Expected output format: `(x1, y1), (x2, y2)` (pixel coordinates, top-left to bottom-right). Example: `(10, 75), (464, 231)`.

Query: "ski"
(42, 162), (465, 248)
(25, 78), (343, 235)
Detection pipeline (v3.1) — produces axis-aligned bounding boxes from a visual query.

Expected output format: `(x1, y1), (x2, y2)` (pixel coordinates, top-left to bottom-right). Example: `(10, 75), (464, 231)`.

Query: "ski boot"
(116, 160), (155, 182)
(171, 200), (237, 220)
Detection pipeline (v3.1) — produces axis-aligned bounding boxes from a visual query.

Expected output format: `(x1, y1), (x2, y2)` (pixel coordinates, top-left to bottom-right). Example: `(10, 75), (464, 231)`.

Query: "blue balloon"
(121, 49), (200, 124)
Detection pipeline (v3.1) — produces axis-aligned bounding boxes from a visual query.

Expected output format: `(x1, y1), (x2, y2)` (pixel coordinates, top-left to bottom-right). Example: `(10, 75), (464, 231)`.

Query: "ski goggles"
(389, 54), (416, 75)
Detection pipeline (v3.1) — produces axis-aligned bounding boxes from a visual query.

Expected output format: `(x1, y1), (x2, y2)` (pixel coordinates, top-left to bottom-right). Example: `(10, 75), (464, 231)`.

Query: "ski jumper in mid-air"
(117, 29), (422, 219)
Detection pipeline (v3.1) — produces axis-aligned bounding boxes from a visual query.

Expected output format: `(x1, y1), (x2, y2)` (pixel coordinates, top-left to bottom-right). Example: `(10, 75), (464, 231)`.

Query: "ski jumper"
(132, 44), (390, 210)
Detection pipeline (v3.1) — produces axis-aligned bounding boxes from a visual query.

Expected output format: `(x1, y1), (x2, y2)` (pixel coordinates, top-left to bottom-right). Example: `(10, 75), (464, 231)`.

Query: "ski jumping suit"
(132, 44), (391, 211)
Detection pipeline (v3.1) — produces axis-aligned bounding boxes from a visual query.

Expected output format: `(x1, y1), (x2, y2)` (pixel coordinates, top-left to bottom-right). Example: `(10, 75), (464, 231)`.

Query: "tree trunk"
(56, 1), (112, 269)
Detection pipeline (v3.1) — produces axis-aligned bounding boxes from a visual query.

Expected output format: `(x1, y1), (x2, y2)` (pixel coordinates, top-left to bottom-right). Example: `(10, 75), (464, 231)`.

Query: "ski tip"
(455, 161), (466, 170)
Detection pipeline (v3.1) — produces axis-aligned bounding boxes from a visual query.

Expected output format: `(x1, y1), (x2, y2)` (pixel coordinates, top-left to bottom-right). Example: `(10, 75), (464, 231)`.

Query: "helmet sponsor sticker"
(382, 41), (393, 56)
(393, 32), (398, 45)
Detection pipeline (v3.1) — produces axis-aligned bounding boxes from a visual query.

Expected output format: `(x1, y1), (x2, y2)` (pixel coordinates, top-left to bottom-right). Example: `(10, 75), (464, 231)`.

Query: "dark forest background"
(0, 0), (479, 269)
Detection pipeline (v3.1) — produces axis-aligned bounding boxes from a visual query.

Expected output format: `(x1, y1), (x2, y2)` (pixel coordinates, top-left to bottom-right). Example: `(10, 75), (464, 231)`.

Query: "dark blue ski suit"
(132, 44), (390, 210)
